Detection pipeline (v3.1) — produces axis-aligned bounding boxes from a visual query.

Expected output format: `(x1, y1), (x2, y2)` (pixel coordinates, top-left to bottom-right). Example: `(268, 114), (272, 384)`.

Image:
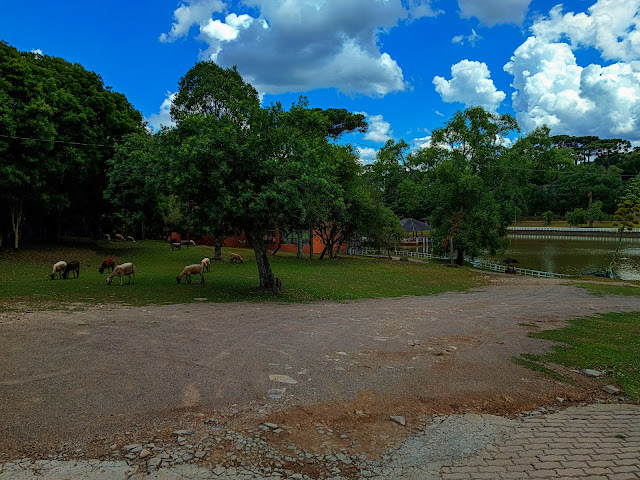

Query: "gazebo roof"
(400, 218), (430, 233)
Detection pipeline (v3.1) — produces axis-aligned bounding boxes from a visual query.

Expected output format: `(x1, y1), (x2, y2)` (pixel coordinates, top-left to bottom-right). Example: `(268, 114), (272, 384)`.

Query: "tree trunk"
(296, 229), (303, 258)
(141, 223), (146, 241)
(449, 236), (455, 265)
(9, 197), (23, 251)
(456, 248), (464, 266)
(214, 238), (222, 261)
(319, 245), (327, 260)
(309, 225), (314, 259)
(248, 230), (281, 292)
(271, 231), (283, 255)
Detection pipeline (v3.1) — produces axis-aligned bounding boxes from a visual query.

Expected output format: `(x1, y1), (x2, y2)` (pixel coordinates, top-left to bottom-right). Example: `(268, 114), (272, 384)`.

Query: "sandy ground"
(0, 273), (638, 465)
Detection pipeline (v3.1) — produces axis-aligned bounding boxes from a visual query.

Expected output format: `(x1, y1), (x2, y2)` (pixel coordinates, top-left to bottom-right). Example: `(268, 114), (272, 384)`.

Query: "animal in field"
(114, 233), (125, 242)
(98, 257), (116, 274)
(106, 262), (135, 286)
(171, 242), (182, 250)
(176, 264), (205, 284)
(201, 257), (210, 273)
(180, 239), (196, 248)
(230, 253), (243, 263)
(62, 260), (80, 279)
(102, 234), (111, 241)
(49, 261), (67, 280)
(126, 235), (136, 242)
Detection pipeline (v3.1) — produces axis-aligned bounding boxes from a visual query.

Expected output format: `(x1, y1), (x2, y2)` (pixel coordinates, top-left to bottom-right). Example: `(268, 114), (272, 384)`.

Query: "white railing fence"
(508, 226), (640, 233)
(345, 247), (570, 279)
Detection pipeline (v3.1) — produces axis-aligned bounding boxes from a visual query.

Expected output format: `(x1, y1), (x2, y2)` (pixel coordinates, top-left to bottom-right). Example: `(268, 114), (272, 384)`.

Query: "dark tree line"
(0, 42), (144, 248)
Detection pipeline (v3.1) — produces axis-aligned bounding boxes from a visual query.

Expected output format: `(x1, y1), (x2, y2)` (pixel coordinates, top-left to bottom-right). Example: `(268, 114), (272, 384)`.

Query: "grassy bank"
(574, 282), (640, 297)
(0, 239), (485, 310)
(517, 312), (640, 401)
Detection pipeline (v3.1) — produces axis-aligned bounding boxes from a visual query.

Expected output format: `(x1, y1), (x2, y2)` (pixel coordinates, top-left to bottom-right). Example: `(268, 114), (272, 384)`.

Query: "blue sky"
(2, 0), (640, 162)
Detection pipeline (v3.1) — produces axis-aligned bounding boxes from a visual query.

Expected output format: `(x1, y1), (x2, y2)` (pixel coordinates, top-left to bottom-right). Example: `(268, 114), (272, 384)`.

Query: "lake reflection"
(485, 234), (640, 280)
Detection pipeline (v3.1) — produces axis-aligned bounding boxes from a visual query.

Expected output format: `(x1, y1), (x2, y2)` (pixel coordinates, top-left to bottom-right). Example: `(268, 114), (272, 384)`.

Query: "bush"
(541, 211), (555, 225)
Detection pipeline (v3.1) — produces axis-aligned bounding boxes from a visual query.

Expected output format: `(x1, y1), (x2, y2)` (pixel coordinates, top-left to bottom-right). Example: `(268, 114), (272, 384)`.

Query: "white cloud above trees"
(504, 0), (640, 141)
(433, 60), (506, 112)
(504, 36), (640, 139)
(147, 92), (176, 131)
(159, 0), (445, 97)
(531, 0), (640, 62)
(361, 113), (393, 143)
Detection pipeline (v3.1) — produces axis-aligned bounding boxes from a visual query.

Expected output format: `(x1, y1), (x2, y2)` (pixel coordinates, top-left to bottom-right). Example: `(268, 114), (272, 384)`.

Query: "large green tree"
(0, 42), (143, 248)
(105, 131), (171, 239)
(413, 107), (522, 265)
(168, 61), (367, 290)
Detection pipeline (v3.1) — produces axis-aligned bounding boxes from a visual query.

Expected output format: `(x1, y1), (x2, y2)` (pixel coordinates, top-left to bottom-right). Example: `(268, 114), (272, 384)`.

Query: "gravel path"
(0, 274), (638, 479)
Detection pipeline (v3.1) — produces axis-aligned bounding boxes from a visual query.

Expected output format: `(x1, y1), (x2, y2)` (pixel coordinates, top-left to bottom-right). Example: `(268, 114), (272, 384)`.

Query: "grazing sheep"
(62, 260), (80, 279)
(102, 234), (111, 241)
(114, 233), (125, 242)
(49, 261), (67, 280)
(201, 257), (210, 273)
(98, 257), (116, 274)
(230, 253), (243, 263)
(171, 242), (182, 251)
(176, 264), (205, 284)
(106, 262), (135, 286)
(126, 235), (136, 242)
(180, 239), (196, 248)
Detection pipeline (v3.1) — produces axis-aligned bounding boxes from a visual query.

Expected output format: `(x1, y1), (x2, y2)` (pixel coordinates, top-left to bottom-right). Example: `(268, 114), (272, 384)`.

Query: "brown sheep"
(62, 260), (80, 279)
(98, 257), (116, 274)
(230, 253), (243, 263)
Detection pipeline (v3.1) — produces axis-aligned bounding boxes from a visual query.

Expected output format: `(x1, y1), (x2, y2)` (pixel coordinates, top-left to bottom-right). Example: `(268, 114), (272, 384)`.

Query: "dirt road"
(0, 274), (638, 467)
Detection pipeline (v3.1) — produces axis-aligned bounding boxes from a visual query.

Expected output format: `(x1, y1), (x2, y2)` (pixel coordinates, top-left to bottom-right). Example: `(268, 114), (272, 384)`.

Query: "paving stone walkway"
(1, 403), (638, 479)
(436, 404), (640, 480)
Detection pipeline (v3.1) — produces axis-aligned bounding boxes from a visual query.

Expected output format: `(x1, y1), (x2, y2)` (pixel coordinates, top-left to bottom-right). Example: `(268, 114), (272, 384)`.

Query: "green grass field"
(0, 239), (485, 310)
(517, 312), (640, 401)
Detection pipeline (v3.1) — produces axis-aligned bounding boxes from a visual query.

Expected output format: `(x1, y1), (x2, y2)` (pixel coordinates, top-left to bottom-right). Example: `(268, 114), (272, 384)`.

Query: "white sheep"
(171, 242), (182, 251)
(201, 257), (211, 273)
(106, 262), (135, 286)
(230, 253), (243, 263)
(102, 233), (111, 241)
(126, 235), (136, 242)
(114, 233), (125, 242)
(177, 264), (204, 284)
(49, 261), (67, 280)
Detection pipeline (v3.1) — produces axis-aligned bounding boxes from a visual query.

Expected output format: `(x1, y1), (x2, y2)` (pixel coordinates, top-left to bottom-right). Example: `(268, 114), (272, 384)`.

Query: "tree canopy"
(0, 42), (143, 248)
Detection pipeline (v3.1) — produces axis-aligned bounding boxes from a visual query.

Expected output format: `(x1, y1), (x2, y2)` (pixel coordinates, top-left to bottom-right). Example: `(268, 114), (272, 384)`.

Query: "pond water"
(398, 234), (640, 280)
(485, 234), (640, 280)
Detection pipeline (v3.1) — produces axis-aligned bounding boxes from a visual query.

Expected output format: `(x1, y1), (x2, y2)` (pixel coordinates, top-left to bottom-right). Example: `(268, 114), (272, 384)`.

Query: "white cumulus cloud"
(504, 36), (640, 139)
(359, 112), (393, 143)
(412, 135), (432, 150)
(457, 0), (532, 26)
(357, 147), (378, 164)
(160, 0), (429, 97)
(147, 92), (177, 131)
(159, 0), (225, 42)
(531, 0), (640, 62)
(433, 60), (506, 112)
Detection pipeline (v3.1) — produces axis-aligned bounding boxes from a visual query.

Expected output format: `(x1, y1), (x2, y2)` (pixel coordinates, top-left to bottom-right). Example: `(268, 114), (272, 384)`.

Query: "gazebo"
(400, 218), (430, 237)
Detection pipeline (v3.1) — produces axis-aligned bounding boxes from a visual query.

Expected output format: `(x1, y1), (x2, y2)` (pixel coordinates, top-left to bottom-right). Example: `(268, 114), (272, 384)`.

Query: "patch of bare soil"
(0, 274), (638, 466)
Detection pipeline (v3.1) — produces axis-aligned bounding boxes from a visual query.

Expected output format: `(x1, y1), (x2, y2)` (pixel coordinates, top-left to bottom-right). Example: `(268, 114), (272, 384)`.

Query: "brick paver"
(438, 404), (640, 479)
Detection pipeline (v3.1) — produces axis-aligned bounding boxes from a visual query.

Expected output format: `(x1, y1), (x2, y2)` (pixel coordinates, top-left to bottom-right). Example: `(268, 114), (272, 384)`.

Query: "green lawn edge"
(0, 239), (486, 310)
(515, 312), (640, 401)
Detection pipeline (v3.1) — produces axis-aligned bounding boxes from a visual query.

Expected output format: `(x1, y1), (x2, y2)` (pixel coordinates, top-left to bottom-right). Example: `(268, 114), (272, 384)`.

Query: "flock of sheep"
(48, 239), (244, 286)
